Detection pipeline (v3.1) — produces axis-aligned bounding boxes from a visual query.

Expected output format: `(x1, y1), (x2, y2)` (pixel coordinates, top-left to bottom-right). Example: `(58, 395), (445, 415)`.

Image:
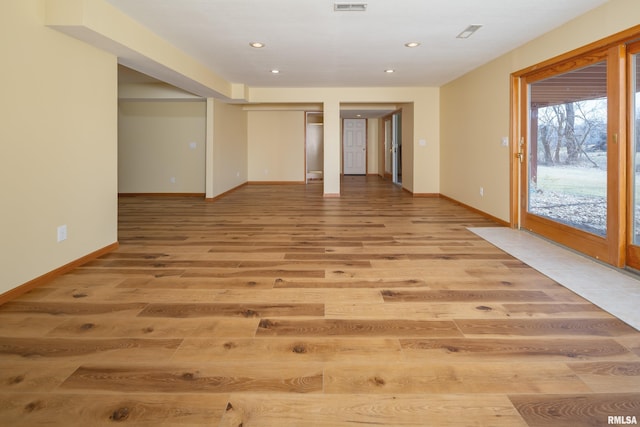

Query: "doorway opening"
(305, 112), (324, 183)
(383, 111), (402, 185)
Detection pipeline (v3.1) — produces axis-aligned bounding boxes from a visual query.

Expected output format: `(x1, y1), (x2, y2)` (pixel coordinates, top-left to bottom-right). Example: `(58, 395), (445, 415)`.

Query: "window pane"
(632, 54), (640, 244)
(528, 61), (608, 237)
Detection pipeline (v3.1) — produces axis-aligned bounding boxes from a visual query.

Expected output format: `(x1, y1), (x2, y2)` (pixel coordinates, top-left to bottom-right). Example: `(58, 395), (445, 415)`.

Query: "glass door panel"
(627, 44), (640, 269)
(384, 118), (392, 178)
(527, 61), (609, 237)
(519, 50), (618, 264)
(392, 112), (401, 185)
(632, 53), (640, 244)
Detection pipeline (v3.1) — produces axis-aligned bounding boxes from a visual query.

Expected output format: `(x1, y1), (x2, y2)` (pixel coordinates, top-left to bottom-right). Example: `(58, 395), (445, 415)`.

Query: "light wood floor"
(1, 176), (638, 426)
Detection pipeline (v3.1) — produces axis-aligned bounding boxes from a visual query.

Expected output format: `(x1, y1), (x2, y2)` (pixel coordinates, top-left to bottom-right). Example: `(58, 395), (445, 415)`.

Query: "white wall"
(211, 100), (248, 196)
(118, 101), (206, 193)
(1, 0), (118, 293)
(367, 118), (379, 175)
(247, 110), (305, 182)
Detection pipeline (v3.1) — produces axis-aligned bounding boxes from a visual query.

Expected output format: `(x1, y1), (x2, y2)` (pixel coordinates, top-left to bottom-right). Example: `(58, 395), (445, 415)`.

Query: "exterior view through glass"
(528, 61), (608, 237)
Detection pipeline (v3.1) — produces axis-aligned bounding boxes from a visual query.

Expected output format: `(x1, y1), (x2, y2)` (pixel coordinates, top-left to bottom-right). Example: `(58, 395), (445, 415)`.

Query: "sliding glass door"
(527, 60), (609, 238)
(627, 43), (640, 268)
(517, 45), (627, 266)
(521, 51), (613, 263)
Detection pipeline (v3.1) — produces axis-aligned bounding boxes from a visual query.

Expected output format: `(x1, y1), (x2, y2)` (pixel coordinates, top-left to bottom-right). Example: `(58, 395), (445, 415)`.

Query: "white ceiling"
(107, 0), (608, 89)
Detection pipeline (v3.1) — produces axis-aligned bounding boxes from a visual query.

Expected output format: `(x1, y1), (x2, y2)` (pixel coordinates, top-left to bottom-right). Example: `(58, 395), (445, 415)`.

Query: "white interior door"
(343, 119), (366, 175)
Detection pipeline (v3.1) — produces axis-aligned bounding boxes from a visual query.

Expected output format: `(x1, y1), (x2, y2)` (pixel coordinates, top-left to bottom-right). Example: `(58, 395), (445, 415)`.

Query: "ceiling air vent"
(334, 3), (368, 12)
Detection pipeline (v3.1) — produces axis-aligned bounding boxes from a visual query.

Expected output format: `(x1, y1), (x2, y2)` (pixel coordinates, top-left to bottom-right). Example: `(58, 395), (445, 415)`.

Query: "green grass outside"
(535, 164), (607, 197)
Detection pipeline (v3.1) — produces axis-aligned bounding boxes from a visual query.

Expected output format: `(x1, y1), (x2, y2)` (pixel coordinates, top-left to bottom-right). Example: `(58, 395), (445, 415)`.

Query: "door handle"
(516, 137), (525, 162)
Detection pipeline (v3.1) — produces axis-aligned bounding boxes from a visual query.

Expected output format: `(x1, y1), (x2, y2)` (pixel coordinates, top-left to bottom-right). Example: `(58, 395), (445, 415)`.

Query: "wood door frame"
(608, 44), (627, 267)
(510, 26), (640, 267)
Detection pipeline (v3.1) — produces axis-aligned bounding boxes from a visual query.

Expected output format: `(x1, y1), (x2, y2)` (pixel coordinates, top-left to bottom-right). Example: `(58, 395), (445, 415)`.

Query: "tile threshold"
(469, 227), (640, 331)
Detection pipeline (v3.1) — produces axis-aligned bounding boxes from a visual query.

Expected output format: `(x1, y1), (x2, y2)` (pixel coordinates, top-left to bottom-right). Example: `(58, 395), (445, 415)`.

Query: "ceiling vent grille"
(334, 3), (367, 12)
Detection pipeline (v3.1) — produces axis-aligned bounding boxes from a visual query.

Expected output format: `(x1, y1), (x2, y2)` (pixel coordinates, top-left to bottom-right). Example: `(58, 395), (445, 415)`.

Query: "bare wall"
(211, 99), (248, 196)
(118, 101), (206, 193)
(1, 0), (118, 293)
(367, 118), (379, 175)
(247, 110), (305, 182)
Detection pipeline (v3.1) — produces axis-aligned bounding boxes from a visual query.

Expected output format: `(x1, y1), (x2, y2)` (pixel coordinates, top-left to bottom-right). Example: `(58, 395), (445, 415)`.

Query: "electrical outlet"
(57, 225), (67, 242)
(170, 177), (176, 184)
(480, 187), (484, 197)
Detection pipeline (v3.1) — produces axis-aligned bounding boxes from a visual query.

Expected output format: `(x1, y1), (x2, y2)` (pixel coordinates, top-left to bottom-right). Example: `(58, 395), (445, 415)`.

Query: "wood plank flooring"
(1, 176), (639, 426)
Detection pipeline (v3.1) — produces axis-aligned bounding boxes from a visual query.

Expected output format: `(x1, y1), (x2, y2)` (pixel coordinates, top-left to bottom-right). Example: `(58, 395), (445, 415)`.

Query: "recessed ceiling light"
(456, 25), (482, 39)
(384, 69), (395, 73)
(249, 42), (265, 48)
(270, 69), (280, 74)
(404, 42), (420, 48)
